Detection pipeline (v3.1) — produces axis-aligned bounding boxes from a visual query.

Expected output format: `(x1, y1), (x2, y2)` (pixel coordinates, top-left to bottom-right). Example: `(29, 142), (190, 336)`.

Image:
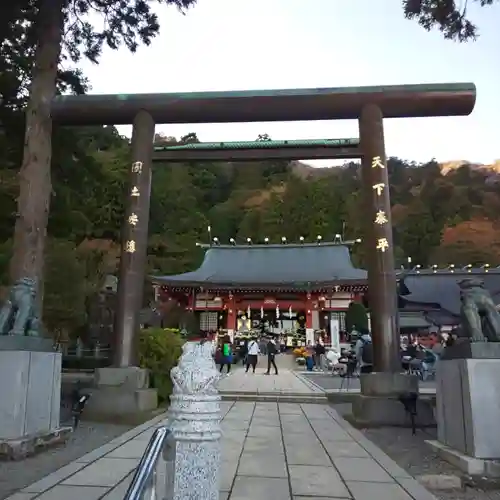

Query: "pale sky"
(77, 0), (499, 166)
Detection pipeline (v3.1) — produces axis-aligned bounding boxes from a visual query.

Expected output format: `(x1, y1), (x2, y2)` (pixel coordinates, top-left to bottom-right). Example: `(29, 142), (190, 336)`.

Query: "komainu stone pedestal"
(84, 366), (158, 422)
(351, 372), (434, 428)
(164, 341), (221, 500)
(427, 342), (500, 478)
(0, 342), (71, 460)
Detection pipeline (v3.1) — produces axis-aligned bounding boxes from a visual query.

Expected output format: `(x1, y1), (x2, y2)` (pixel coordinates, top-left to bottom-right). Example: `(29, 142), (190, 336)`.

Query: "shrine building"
(153, 241), (368, 344)
(398, 265), (500, 329)
(152, 240), (500, 342)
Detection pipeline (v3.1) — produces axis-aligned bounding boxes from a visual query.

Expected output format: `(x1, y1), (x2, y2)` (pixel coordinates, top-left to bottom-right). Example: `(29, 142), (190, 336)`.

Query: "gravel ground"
(333, 403), (500, 500)
(0, 420), (133, 499)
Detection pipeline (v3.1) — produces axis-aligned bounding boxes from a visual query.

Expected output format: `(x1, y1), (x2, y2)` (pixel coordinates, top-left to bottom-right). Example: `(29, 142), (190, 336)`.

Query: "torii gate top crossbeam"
(51, 82), (476, 126)
(152, 138), (362, 161)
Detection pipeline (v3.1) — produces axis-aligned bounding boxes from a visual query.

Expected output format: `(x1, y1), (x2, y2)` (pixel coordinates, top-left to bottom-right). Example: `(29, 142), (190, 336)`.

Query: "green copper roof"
(153, 244), (366, 287)
(154, 138), (359, 152)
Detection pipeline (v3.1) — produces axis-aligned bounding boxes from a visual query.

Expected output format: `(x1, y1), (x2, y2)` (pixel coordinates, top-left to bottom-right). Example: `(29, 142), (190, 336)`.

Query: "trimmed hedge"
(138, 328), (184, 403)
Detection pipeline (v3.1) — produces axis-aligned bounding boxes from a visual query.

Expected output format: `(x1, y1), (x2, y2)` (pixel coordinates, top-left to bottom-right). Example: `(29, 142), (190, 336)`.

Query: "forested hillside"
(2, 114), (500, 336)
(3, 124), (500, 279)
(0, 119), (500, 273)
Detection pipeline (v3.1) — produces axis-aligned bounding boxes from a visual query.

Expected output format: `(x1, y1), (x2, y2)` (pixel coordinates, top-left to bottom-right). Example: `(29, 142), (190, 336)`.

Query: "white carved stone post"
(76, 337), (83, 358)
(165, 340), (221, 500)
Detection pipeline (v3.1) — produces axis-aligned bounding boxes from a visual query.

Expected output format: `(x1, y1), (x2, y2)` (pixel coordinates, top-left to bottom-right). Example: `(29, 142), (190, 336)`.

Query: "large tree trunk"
(9, 0), (65, 309)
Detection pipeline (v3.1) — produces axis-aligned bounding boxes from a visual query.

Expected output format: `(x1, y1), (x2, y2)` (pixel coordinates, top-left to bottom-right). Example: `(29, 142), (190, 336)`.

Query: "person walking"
(259, 336), (268, 356)
(219, 336), (233, 374)
(245, 337), (260, 373)
(314, 339), (326, 371)
(279, 336), (286, 353)
(265, 337), (279, 375)
(240, 338), (249, 365)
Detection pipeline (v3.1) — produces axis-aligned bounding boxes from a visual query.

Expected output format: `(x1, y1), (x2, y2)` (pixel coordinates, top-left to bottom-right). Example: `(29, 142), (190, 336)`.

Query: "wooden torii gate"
(51, 83), (476, 373)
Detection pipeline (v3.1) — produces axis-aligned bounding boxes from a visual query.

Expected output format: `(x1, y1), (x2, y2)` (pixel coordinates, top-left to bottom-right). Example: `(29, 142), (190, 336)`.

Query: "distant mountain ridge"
(440, 160), (500, 176)
(293, 159), (500, 180)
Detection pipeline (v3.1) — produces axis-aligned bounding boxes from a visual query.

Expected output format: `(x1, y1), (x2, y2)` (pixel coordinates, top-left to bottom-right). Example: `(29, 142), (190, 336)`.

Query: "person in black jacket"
(314, 340), (326, 370)
(265, 337), (278, 375)
(240, 339), (248, 365)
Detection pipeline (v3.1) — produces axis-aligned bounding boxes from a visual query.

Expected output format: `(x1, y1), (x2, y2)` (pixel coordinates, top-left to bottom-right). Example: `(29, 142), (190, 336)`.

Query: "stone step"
(222, 390), (324, 396)
(326, 389), (437, 404)
(220, 392), (328, 404)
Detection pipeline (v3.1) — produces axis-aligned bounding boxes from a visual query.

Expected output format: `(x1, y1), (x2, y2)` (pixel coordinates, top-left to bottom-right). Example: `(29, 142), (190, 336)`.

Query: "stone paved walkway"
(7, 400), (438, 500)
(0, 421), (133, 500)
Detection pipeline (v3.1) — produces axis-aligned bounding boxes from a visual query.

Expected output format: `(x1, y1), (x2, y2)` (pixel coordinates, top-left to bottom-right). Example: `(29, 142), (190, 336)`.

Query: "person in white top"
(326, 348), (345, 375)
(246, 337), (260, 373)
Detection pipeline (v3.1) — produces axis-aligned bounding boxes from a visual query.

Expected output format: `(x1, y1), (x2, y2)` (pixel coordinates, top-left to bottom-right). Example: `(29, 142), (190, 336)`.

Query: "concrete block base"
(0, 336), (54, 352)
(84, 367), (158, 422)
(0, 350), (62, 441)
(360, 371), (419, 396)
(84, 387), (158, 416)
(351, 372), (435, 428)
(441, 340), (500, 360)
(427, 439), (500, 479)
(437, 357), (500, 459)
(350, 394), (435, 428)
(94, 366), (149, 389)
(0, 426), (72, 461)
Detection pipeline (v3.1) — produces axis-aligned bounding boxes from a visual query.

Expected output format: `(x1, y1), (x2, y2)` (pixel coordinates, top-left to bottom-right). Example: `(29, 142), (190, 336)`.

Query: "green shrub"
(345, 301), (369, 332)
(138, 328), (184, 403)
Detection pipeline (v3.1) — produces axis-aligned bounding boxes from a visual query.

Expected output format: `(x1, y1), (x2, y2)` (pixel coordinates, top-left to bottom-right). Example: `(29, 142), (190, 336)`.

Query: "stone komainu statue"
(459, 278), (500, 342)
(0, 278), (41, 336)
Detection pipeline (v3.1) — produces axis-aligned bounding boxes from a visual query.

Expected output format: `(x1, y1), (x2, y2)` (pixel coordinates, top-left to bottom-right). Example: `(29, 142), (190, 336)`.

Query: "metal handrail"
(124, 426), (170, 500)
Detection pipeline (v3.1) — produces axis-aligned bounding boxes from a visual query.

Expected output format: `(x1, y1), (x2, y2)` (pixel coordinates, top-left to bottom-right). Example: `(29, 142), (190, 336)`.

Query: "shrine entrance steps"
(220, 392), (328, 404)
(217, 355), (327, 403)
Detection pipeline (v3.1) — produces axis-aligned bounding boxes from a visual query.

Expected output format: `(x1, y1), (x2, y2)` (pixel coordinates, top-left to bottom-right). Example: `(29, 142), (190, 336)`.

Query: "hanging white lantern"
(288, 306), (292, 317)
(260, 306), (264, 319)
(247, 305), (251, 318)
(276, 304), (280, 318)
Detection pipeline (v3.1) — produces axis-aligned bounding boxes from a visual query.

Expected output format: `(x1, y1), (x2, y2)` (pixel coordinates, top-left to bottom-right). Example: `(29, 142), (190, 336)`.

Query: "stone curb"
(292, 370), (328, 393)
(326, 407), (440, 500)
(11, 412), (168, 499)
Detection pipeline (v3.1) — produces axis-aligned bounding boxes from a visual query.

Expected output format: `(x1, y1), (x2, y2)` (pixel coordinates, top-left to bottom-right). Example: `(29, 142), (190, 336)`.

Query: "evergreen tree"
(403, 0), (497, 41)
(8, 0), (198, 312)
(345, 302), (369, 333)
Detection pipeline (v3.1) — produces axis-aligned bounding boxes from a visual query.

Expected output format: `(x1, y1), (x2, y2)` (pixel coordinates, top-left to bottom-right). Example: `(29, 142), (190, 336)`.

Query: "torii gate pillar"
(354, 103), (423, 428)
(359, 103), (400, 373)
(114, 110), (155, 367)
(84, 111), (158, 421)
